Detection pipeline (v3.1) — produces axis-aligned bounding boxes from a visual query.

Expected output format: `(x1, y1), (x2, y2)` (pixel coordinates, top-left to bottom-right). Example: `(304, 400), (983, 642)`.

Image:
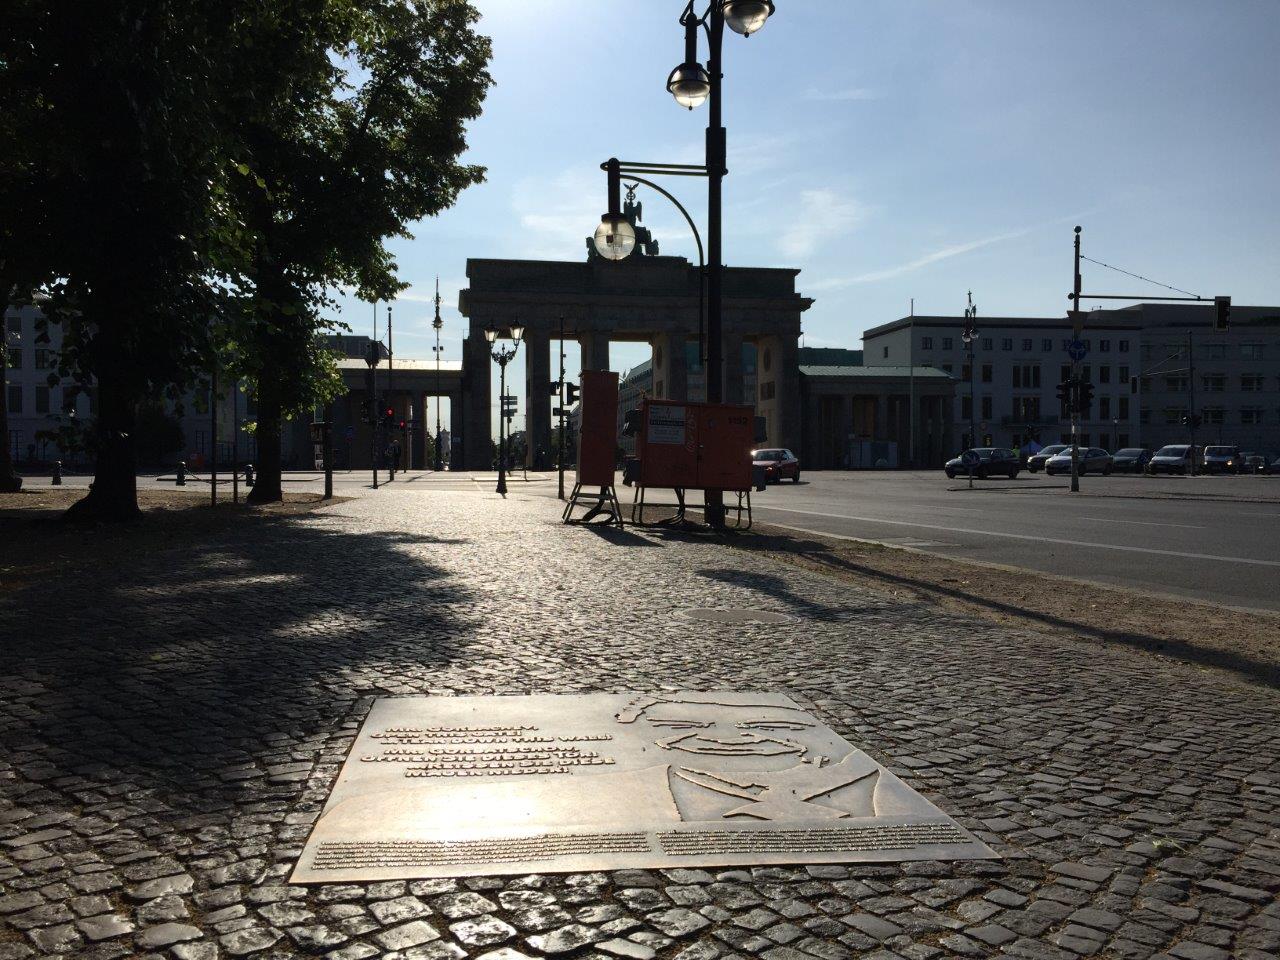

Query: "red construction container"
(576, 370), (619, 487)
(636, 398), (753, 491)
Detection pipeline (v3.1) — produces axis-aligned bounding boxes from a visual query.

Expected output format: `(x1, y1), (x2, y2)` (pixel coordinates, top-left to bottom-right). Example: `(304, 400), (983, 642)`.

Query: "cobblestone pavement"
(2, 489), (1278, 960)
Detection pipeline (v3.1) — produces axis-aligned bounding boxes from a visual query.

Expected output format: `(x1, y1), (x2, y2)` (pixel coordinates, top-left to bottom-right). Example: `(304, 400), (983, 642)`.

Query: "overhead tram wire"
(1078, 255), (1200, 299)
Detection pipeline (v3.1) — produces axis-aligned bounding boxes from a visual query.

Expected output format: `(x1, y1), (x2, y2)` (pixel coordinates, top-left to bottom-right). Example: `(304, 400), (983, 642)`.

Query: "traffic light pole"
(558, 315), (566, 501)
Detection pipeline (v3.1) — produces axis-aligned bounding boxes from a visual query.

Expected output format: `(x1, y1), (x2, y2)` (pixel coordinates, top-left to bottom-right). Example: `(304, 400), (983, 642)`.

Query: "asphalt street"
(24, 466), (1280, 611)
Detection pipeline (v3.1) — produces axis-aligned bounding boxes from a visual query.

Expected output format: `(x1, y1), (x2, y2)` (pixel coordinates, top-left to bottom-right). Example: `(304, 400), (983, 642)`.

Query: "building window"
(1140, 407), (1151, 424)
(882, 346), (888, 359)
(1100, 339), (1111, 353)
(981, 337), (993, 351)
(942, 337), (953, 350)
(1205, 343), (1226, 360)
(1163, 408), (1187, 425)
(1118, 365), (1129, 382)
(961, 363), (972, 382)
(961, 396), (972, 419)
(1012, 364), (1040, 388)
(1165, 375), (1189, 392)
(1062, 339), (1072, 351)
(1117, 433), (1129, 448)
(1001, 338), (1013, 351)
(6, 384), (20, 414)
(1021, 338), (1032, 351)
(1042, 338), (1052, 352)
(1013, 396), (1040, 421)
(34, 348), (55, 370)
(1081, 365), (1091, 383)
(1241, 408), (1263, 425)
(921, 336), (933, 350)
(1203, 408), (1225, 425)
(981, 364), (992, 383)
(1241, 343), (1264, 360)
(1119, 339), (1129, 353)
(5, 348), (19, 370)
(981, 396), (992, 419)
(1241, 374), (1264, 392)
(1201, 374), (1224, 392)
(1060, 364), (1072, 384)
(1117, 397), (1129, 419)
(35, 385), (50, 415)
(1099, 396), (1110, 418)
(1099, 366), (1110, 384)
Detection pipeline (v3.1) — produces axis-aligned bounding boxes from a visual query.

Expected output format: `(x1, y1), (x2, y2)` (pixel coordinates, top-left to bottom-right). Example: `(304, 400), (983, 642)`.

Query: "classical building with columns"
(457, 255), (812, 470)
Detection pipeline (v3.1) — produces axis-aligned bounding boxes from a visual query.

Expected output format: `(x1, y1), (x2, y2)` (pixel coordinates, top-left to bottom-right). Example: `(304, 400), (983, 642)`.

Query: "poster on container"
(647, 405), (686, 444)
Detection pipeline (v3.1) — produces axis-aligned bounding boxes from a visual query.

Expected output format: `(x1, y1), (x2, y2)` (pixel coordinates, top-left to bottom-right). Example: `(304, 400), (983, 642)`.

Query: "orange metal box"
(576, 370), (619, 487)
(637, 398), (753, 491)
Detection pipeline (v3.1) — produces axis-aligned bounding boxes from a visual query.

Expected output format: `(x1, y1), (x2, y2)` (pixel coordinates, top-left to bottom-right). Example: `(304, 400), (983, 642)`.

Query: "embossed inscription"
(658, 822), (969, 855)
(362, 725), (617, 778)
(311, 833), (652, 869)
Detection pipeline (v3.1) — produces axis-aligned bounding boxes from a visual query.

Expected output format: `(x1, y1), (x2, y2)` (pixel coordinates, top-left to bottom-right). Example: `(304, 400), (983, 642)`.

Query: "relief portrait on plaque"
(614, 693), (921, 823)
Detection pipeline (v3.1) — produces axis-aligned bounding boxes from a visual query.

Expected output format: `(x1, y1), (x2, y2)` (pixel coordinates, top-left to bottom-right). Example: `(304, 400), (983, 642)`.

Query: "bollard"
(244, 463), (255, 488)
(52, 461), (62, 486)
(177, 461), (187, 486)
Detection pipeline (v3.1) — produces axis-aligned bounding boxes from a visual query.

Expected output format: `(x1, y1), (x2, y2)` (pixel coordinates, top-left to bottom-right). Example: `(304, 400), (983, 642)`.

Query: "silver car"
(1045, 447), (1113, 476)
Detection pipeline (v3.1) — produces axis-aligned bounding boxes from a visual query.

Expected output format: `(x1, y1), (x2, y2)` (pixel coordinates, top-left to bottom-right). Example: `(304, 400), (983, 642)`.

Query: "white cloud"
(802, 87), (881, 102)
(777, 189), (863, 259)
(810, 228), (1030, 290)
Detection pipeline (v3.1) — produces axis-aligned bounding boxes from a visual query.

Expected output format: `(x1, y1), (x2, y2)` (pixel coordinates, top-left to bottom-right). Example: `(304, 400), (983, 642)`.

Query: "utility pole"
(1187, 329), (1197, 476)
(963, 292), (978, 451)
(1070, 227), (1082, 493)
(387, 304), (395, 480)
(558, 314), (566, 500)
(433, 278), (444, 471)
(370, 302), (379, 489)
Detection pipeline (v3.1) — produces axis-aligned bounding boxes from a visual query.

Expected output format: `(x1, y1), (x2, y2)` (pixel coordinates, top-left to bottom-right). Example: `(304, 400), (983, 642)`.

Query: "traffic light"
(1056, 380), (1072, 408)
(383, 406), (394, 429)
(1214, 295), (1231, 332)
(549, 380), (562, 397)
(564, 382), (580, 405)
(621, 409), (641, 437)
(1076, 380), (1094, 417)
(398, 419), (406, 431)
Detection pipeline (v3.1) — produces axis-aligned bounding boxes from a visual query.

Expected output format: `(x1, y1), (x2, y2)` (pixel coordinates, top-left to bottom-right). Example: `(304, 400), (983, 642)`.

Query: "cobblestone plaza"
(1, 489), (1278, 960)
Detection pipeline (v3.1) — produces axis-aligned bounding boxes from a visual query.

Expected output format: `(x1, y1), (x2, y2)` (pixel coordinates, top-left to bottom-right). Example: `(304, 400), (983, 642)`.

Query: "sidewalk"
(1, 488), (1277, 960)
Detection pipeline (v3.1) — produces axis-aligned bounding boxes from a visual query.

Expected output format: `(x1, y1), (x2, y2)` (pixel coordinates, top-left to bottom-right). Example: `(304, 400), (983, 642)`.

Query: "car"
(1026, 444), (1070, 473)
(944, 447), (1020, 480)
(1110, 447), (1152, 473)
(752, 447), (799, 483)
(1045, 447), (1113, 476)
(1147, 444), (1198, 475)
(1202, 445), (1243, 474)
(1241, 451), (1267, 474)
(1269, 454), (1280, 476)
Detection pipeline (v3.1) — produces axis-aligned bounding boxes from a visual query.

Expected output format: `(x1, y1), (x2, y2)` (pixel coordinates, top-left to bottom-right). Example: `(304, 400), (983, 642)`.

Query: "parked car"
(1147, 444), (1198, 475)
(1202, 445), (1243, 474)
(1241, 452), (1267, 474)
(944, 447), (1021, 480)
(1110, 447), (1152, 473)
(752, 447), (800, 483)
(1269, 454), (1280, 475)
(1045, 447), (1112, 476)
(1026, 444), (1069, 473)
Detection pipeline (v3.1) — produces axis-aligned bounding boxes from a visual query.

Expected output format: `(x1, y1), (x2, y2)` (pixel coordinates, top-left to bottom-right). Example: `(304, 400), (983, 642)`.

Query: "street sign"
(1067, 338), (1088, 362)
(960, 450), (981, 467)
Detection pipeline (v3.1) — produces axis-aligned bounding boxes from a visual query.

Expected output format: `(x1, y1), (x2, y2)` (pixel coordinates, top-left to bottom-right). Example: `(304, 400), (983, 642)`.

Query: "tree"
(1, 2), (249, 520)
(229, 0), (492, 504)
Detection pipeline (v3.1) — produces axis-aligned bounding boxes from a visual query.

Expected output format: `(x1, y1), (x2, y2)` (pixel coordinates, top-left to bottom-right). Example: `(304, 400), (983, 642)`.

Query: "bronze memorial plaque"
(291, 692), (995, 882)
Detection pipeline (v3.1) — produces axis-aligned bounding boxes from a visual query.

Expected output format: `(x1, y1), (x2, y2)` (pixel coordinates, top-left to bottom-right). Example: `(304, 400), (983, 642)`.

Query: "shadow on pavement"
(0, 509), (478, 811)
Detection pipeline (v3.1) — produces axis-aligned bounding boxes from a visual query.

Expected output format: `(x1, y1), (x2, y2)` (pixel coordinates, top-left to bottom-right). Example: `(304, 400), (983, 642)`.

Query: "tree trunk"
(64, 369), (141, 521)
(246, 366), (283, 504)
(1, 288), (23, 492)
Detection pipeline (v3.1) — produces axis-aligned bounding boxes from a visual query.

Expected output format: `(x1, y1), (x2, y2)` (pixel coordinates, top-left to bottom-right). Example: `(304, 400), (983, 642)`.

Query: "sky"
(330, 0), (1280, 438)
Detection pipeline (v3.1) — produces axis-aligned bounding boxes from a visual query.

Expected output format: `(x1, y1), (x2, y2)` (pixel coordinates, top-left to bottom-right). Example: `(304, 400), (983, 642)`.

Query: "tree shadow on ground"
(0, 507), (479, 812)
(693, 566), (874, 623)
(722, 529), (1280, 689)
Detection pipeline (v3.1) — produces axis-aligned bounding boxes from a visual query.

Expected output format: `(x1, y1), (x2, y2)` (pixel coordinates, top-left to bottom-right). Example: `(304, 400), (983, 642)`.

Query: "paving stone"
(647, 908), (711, 938)
(525, 923), (602, 954)
(220, 926), (282, 955)
(449, 915), (517, 947)
(596, 938), (656, 960)
(135, 922), (204, 950)
(434, 891), (498, 919)
(75, 914), (136, 941)
(376, 919), (442, 951)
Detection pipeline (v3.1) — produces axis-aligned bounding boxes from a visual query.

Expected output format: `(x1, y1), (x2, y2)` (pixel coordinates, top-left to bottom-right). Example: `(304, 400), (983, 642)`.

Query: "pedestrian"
(391, 440), (402, 473)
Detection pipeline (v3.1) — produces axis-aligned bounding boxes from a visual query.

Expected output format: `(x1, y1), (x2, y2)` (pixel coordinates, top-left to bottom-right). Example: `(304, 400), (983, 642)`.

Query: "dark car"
(1202, 445), (1243, 474)
(1026, 444), (1069, 473)
(1110, 447), (1152, 473)
(944, 447), (1020, 480)
(1045, 447), (1112, 476)
(1241, 452), (1266, 474)
(752, 447), (800, 483)
(1147, 444), (1198, 475)
(1270, 454), (1280, 476)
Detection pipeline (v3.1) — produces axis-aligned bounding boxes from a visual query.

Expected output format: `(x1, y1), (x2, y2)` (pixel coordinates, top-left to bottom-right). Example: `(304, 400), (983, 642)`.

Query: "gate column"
(462, 330), (491, 470)
(579, 331), (610, 372)
(652, 333), (687, 401)
(524, 329), (552, 469)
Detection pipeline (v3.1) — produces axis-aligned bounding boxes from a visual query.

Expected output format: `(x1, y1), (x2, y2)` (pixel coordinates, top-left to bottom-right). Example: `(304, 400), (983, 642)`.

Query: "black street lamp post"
(594, 0), (774, 528)
(433, 278), (444, 471)
(486, 323), (523, 495)
(962, 292), (978, 450)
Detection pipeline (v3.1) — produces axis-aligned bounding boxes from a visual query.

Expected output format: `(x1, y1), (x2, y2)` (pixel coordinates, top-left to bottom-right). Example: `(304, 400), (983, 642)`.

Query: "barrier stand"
(562, 482), (624, 528)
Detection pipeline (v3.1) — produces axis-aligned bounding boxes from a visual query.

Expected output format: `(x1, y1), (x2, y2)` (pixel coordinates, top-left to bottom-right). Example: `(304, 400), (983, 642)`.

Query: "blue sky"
(331, 1), (1280, 437)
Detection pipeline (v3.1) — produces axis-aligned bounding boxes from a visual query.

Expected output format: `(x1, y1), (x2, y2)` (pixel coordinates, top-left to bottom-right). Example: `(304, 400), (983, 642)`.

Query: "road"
(22, 466), (1280, 612)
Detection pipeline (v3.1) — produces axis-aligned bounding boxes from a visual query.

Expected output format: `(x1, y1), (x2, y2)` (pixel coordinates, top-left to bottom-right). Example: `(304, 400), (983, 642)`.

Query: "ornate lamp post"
(432, 278), (444, 471)
(485, 323), (523, 495)
(593, 0), (774, 528)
